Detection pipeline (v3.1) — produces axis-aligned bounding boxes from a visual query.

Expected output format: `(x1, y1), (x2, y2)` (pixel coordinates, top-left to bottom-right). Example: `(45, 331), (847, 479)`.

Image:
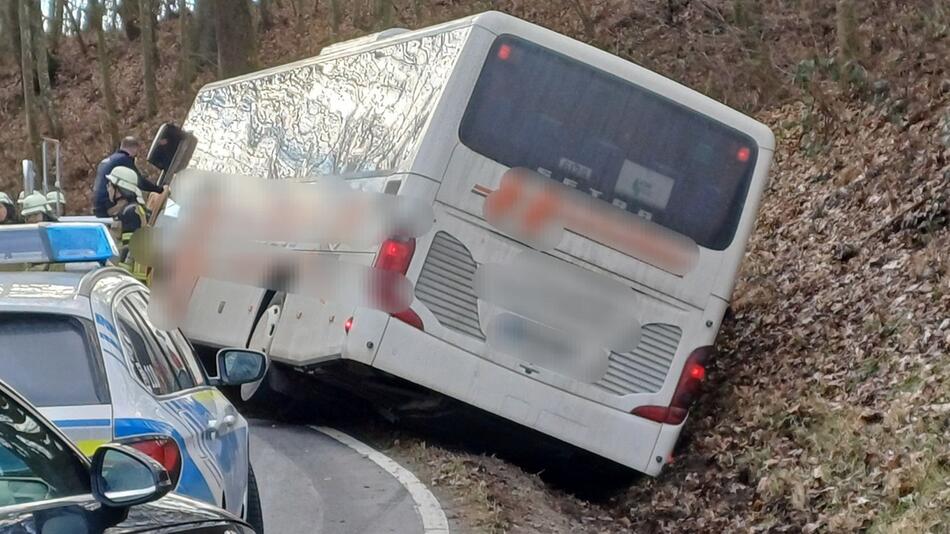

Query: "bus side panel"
(370, 318), (662, 472)
(181, 278), (266, 349)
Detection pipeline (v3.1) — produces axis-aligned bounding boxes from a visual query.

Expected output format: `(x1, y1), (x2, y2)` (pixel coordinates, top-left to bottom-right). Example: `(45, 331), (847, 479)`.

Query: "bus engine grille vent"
(595, 324), (682, 395)
(415, 231), (486, 340)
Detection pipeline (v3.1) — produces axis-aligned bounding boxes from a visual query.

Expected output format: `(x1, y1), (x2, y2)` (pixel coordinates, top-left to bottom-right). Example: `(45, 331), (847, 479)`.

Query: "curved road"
(249, 419), (428, 534)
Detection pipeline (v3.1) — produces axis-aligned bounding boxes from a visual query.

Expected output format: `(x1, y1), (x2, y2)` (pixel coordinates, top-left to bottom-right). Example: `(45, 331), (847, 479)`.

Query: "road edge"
(310, 425), (450, 534)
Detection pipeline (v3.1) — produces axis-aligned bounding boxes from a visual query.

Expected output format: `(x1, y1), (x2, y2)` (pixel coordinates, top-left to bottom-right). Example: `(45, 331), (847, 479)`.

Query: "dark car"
(0, 379), (254, 534)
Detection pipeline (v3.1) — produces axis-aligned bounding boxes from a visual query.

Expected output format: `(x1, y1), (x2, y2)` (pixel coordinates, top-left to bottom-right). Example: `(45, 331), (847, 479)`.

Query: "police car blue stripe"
(165, 397), (225, 486)
(53, 419), (110, 428)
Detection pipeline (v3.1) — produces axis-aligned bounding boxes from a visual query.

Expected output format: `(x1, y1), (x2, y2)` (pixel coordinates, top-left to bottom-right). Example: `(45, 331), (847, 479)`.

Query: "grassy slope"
(1, 1), (946, 531)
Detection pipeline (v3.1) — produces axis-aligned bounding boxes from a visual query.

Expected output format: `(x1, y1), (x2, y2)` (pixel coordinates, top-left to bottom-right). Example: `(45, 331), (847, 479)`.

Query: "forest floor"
(1, 1), (947, 532)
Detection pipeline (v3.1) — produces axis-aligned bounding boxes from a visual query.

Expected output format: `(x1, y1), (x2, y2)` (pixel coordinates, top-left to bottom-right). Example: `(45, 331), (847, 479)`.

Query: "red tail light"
(373, 238), (423, 330)
(374, 238), (415, 275)
(632, 346), (714, 425)
(124, 436), (182, 484)
(344, 316), (353, 333)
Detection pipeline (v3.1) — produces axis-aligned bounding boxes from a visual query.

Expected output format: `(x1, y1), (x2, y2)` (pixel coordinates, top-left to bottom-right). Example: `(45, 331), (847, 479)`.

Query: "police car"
(0, 223), (266, 532)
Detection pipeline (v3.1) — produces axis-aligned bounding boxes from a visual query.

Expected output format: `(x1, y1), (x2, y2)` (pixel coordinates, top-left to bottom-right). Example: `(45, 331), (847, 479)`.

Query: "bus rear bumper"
(349, 317), (666, 475)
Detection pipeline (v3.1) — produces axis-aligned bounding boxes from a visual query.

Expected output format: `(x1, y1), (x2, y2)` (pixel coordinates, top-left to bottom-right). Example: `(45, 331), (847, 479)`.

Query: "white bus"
(170, 11), (774, 475)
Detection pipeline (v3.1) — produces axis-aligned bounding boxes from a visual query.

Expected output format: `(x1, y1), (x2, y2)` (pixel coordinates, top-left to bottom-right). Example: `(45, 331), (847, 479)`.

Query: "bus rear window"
(459, 35), (757, 251)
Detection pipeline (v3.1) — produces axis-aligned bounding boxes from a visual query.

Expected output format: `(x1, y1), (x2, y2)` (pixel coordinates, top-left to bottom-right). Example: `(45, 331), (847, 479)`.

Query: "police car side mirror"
(211, 348), (267, 386)
(91, 444), (173, 508)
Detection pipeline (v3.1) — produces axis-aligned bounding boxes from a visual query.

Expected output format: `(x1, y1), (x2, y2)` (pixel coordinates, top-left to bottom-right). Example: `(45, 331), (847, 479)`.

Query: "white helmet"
(106, 166), (144, 203)
(0, 192), (12, 206)
(16, 191), (25, 206)
(46, 190), (66, 207)
(20, 191), (50, 217)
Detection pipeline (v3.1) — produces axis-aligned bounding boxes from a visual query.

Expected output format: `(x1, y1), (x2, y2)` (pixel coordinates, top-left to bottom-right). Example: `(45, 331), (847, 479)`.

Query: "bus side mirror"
(147, 123), (195, 174)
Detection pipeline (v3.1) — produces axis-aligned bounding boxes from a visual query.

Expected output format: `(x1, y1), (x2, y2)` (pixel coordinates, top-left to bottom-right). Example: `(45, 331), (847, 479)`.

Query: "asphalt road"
(249, 419), (425, 534)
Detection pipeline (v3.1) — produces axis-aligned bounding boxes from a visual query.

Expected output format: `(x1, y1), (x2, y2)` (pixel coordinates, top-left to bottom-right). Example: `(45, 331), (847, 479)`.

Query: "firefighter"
(20, 191), (57, 223)
(46, 190), (66, 217)
(105, 166), (147, 236)
(0, 193), (16, 224)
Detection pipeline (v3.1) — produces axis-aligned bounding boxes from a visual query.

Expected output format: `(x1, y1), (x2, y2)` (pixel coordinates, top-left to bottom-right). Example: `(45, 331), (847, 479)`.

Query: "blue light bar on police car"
(0, 223), (118, 264)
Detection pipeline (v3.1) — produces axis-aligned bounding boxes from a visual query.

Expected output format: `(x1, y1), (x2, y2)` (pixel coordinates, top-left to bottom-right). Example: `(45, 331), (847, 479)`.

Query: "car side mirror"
(90, 444), (173, 508)
(211, 348), (267, 386)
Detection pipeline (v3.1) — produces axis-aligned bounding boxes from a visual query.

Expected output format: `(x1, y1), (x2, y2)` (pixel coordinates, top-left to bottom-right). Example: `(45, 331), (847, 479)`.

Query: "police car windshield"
(0, 313), (109, 407)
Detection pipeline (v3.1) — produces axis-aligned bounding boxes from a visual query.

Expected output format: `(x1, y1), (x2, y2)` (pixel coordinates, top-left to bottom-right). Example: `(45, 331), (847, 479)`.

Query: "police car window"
(115, 302), (177, 396)
(459, 35), (758, 251)
(125, 292), (202, 390)
(0, 313), (109, 407)
(0, 389), (89, 506)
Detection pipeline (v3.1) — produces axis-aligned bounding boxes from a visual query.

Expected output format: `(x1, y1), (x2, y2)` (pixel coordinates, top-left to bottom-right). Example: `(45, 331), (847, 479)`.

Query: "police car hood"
(107, 492), (250, 533)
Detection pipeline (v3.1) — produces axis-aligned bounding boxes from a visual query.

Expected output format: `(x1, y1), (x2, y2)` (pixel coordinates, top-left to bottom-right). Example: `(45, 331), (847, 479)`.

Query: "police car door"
(115, 290), (247, 515)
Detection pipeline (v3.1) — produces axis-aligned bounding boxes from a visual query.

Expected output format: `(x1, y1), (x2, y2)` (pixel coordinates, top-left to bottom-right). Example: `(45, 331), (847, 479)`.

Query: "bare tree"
(376, 0), (391, 30)
(836, 0), (860, 63)
(140, 0), (157, 116)
(2, 0), (20, 61)
(49, 0), (65, 51)
(259, 0), (273, 30)
(212, 0), (255, 78)
(63, 0), (87, 55)
(18, 0), (41, 165)
(90, 0), (120, 146)
(30, 0), (62, 138)
(191, 0), (216, 67)
(329, 0), (340, 33)
(176, 0), (193, 95)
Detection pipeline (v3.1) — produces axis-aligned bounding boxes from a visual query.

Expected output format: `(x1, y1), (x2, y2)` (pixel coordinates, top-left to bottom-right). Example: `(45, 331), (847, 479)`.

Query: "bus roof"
(193, 11), (773, 152)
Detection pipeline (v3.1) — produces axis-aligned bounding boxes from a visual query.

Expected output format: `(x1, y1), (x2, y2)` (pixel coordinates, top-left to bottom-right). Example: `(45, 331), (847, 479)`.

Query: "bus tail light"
(632, 346), (714, 425)
(374, 238), (415, 275)
(122, 436), (182, 485)
(344, 316), (353, 334)
(373, 238), (423, 331)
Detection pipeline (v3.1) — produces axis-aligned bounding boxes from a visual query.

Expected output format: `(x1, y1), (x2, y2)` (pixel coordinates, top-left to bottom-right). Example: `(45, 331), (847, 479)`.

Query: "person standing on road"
(93, 136), (165, 217)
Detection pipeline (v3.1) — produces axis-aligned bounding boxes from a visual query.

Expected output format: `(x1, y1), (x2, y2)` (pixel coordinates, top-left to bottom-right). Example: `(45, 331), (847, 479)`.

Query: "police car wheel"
(245, 462), (264, 533)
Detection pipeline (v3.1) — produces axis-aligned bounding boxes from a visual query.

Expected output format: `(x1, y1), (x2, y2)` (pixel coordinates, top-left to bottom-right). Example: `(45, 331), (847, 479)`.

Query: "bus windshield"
(460, 34), (758, 251)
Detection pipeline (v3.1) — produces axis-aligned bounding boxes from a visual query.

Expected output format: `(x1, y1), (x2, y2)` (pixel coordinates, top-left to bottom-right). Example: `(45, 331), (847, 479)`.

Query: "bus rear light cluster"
(373, 238), (424, 331)
(632, 346), (715, 425)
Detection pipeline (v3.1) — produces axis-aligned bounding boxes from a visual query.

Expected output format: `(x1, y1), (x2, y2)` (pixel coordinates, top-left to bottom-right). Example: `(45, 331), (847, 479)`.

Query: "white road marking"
(310, 425), (450, 534)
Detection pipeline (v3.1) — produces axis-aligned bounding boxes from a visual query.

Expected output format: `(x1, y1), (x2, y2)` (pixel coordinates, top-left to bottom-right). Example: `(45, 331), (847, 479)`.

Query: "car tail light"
(123, 436), (182, 484)
(373, 238), (423, 331)
(632, 346), (714, 425)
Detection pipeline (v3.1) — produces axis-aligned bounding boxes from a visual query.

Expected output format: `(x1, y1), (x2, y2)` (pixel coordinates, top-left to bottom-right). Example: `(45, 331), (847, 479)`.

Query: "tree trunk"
(18, 0), (41, 165)
(31, 0), (62, 138)
(192, 0), (216, 67)
(49, 0), (65, 51)
(329, 0), (340, 33)
(63, 0), (87, 55)
(836, 0), (859, 63)
(140, 0), (157, 116)
(376, 0), (391, 30)
(118, 0), (141, 40)
(176, 0), (193, 95)
(2, 0), (20, 61)
(213, 0), (255, 78)
(259, 0), (273, 30)
(91, 0), (120, 146)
